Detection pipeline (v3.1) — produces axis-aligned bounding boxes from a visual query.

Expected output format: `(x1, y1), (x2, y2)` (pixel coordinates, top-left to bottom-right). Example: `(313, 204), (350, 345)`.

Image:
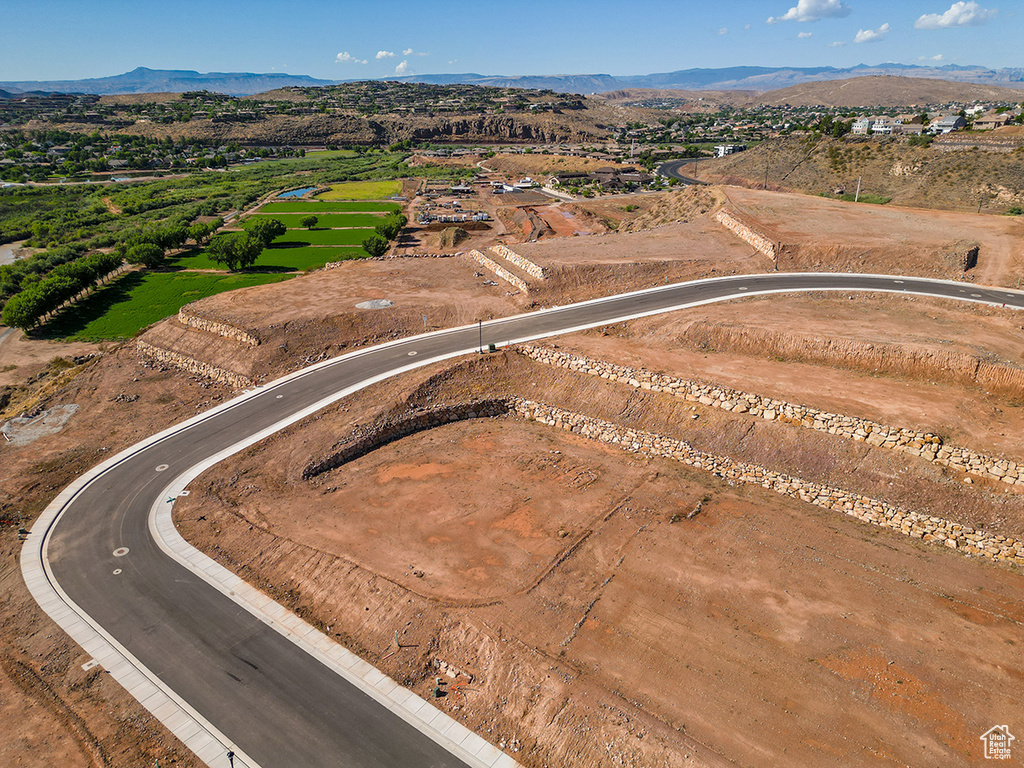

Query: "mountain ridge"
(3, 63), (1024, 98)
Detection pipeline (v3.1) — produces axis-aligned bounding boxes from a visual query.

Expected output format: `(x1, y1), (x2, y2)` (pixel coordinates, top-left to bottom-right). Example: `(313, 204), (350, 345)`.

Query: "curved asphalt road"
(24, 272), (1024, 768)
(655, 159), (705, 185)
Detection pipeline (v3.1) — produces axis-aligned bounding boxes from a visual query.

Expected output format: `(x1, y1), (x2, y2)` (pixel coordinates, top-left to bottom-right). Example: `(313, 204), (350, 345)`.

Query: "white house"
(929, 115), (967, 134)
(871, 118), (903, 135)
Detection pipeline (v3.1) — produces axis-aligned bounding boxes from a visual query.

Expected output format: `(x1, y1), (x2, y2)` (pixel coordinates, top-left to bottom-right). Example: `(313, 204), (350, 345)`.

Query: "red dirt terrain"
(174, 353), (1024, 768)
(4, 183), (1024, 767)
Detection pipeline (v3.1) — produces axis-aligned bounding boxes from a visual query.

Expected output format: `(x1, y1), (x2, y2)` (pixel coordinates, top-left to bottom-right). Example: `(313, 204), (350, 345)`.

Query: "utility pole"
(854, 176), (862, 203)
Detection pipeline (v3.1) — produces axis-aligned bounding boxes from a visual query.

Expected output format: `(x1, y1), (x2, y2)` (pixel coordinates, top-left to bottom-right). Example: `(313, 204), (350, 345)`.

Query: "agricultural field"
(169, 245), (365, 272)
(40, 270), (291, 340)
(315, 180), (403, 200)
(271, 228), (374, 246)
(259, 200), (402, 214)
(246, 213), (388, 229)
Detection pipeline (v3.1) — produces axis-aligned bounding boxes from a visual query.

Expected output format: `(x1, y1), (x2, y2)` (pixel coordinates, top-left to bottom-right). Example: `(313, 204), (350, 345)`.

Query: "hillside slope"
(758, 76), (1024, 107)
(701, 135), (1024, 212)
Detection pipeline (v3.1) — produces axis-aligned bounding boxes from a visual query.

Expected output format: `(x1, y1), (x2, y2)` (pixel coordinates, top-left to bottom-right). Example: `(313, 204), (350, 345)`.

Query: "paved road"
(25, 272), (1024, 768)
(656, 159), (706, 185)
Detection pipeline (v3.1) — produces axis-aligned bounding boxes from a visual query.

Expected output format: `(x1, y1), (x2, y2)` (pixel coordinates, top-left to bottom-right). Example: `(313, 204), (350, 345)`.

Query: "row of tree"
(119, 219), (221, 267)
(1, 252), (124, 329)
(205, 218), (286, 271)
(361, 213), (408, 258)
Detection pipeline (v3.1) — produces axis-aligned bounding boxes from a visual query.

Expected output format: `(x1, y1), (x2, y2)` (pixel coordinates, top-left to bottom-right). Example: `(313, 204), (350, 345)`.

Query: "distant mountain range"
(397, 64), (1024, 94)
(0, 67), (336, 97)
(2, 63), (1023, 98)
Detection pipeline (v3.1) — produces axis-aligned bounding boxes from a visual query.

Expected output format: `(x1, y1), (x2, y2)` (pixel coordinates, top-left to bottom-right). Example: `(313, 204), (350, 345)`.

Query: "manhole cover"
(356, 299), (395, 310)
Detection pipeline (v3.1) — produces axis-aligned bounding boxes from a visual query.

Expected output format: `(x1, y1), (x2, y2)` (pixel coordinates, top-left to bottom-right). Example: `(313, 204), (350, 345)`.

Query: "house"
(549, 172), (588, 186)
(851, 118), (875, 135)
(871, 118), (903, 135)
(929, 115), (967, 134)
(975, 113), (1012, 131)
(714, 144), (746, 157)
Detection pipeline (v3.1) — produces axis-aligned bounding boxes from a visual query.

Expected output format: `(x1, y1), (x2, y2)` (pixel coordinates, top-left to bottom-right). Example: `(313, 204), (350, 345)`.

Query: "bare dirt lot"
(721, 186), (1024, 285)
(175, 352), (1024, 768)
(5, 183), (1024, 767)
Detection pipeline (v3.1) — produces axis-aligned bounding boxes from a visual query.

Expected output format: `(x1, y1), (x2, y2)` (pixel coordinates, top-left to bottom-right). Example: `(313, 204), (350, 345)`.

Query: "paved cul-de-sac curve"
(22, 272), (1024, 768)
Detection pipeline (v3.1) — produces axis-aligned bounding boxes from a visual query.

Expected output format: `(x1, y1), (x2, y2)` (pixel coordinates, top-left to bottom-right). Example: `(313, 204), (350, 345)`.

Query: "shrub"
(361, 234), (389, 257)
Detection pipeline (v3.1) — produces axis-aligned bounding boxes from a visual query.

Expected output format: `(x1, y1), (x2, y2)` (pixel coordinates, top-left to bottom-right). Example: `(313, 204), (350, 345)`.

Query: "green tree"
(247, 217), (286, 247)
(361, 234), (389, 257)
(206, 233), (264, 271)
(188, 221), (217, 246)
(374, 213), (407, 241)
(125, 242), (165, 267)
(300, 215), (318, 230)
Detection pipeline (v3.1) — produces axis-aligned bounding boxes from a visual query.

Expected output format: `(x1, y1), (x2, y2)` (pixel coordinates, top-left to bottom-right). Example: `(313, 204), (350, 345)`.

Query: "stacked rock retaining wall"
(510, 398), (1024, 566)
(519, 344), (1024, 488)
(489, 245), (548, 280)
(299, 394), (1024, 567)
(715, 209), (777, 262)
(467, 250), (529, 293)
(303, 399), (511, 480)
(177, 309), (259, 347)
(136, 340), (253, 389)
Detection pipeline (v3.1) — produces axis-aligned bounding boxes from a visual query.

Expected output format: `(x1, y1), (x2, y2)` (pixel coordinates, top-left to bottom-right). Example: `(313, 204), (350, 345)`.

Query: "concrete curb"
(21, 272), (1024, 768)
(149, 361), (523, 768)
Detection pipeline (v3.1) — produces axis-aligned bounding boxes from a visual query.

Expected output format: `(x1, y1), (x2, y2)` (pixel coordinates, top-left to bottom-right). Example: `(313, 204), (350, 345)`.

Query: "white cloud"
(744, 23), (752, 30)
(717, 27), (728, 35)
(798, 31), (813, 37)
(402, 48), (430, 57)
(335, 51), (367, 64)
(828, 40), (847, 46)
(395, 60), (411, 76)
(376, 50), (396, 59)
(448, 59), (459, 65)
(915, 2), (996, 29)
(854, 22), (890, 42)
(920, 53), (945, 60)
(767, 0), (851, 23)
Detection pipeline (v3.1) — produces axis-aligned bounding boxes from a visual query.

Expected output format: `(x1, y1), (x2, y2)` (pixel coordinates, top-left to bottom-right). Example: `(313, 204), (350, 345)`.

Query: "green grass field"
(245, 213), (387, 229)
(169, 244), (368, 271)
(42, 271), (291, 340)
(316, 180), (403, 200)
(258, 200), (401, 214)
(273, 228), (374, 245)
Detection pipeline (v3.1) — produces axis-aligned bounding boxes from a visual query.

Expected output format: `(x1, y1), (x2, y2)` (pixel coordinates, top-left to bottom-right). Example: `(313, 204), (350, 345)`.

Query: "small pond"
(277, 187), (317, 198)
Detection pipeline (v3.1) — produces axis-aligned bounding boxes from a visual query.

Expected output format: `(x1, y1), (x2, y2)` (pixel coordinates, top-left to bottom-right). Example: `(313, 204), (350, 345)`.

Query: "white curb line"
(21, 272), (1024, 768)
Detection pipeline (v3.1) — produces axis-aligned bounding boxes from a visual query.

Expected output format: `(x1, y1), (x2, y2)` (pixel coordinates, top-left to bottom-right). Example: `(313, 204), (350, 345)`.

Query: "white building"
(713, 144), (746, 157)
(871, 118), (903, 135)
(929, 115), (967, 134)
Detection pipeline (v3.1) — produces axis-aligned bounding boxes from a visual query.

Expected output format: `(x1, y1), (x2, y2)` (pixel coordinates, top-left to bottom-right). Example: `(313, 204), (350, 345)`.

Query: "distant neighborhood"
(1, 80), (1022, 185)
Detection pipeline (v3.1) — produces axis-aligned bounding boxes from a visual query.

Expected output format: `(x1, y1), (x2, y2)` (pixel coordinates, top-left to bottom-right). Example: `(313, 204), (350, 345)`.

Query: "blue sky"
(1, 0), (1018, 82)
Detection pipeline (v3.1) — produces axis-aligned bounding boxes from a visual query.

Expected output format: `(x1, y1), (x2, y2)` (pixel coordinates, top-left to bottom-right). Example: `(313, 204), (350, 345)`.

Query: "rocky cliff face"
(46, 110), (609, 146)
(375, 114), (607, 144)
